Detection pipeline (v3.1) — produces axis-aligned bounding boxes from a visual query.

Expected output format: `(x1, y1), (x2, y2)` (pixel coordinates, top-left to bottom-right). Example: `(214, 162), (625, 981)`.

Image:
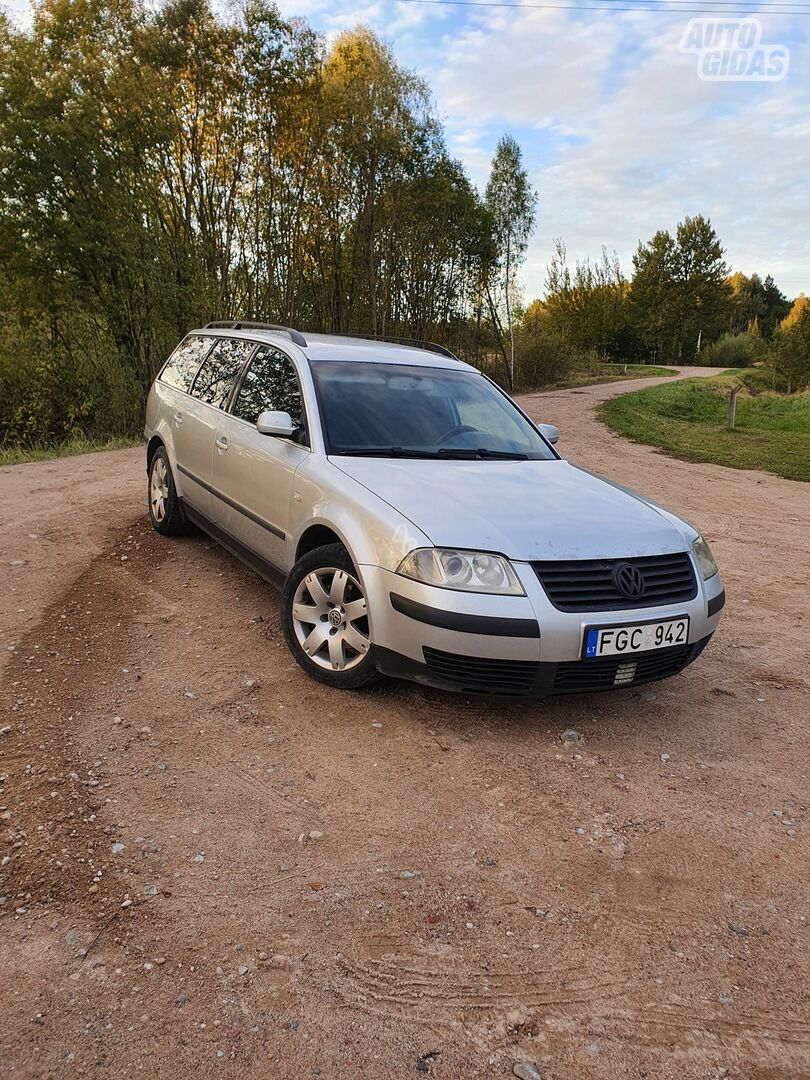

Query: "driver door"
(212, 344), (309, 571)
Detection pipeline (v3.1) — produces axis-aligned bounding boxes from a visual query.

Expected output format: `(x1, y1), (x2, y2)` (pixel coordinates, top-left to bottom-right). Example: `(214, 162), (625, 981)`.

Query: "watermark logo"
(392, 522), (425, 561)
(680, 18), (790, 81)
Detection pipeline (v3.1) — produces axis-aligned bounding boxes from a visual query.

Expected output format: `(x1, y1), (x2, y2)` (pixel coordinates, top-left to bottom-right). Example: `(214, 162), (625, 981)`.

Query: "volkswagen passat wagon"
(144, 322), (725, 696)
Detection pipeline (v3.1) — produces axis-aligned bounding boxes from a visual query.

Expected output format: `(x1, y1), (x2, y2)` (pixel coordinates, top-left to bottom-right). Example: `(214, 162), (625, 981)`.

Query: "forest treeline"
(0, 0), (807, 448)
(0, 0), (539, 443)
(537, 220), (808, 391)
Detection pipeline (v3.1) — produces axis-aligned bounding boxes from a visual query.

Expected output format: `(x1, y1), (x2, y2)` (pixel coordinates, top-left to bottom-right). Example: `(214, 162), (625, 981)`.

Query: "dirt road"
(1, 369), (808, 1079)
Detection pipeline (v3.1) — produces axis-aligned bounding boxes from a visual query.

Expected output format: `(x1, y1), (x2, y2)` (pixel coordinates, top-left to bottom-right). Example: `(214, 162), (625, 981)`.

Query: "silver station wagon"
(144, 322), (725, 696)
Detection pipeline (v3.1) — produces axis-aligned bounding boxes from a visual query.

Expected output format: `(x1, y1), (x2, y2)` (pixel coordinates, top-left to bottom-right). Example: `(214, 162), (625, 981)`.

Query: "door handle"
(215, 435), (228, 451)
(174, 411), (183, 426)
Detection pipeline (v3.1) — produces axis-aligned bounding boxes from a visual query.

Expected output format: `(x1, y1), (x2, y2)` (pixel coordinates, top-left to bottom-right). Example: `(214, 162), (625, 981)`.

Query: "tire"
(282, 543), (380, 689)
(147, 446), (188, 536)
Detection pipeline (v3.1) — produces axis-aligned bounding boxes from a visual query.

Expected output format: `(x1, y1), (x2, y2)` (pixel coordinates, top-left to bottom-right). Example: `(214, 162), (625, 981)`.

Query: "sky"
(4, 0), (809, 301)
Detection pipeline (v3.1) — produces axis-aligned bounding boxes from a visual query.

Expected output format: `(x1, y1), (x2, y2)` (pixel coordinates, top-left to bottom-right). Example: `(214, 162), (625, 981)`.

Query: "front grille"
(553, 643), (693, 693)
(423, 647), (538, 695)
(532, 552), (697, 612)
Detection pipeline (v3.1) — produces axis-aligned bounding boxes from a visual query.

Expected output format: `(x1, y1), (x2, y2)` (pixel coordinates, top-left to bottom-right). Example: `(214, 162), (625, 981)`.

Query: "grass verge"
(0, 434), (140, 467)
(529, 363), (679, 392)
(599, 370), (810, 482)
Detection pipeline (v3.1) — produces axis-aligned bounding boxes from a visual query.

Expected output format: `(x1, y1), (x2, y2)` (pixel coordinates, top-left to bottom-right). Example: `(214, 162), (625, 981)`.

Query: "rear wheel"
(282, 544), (380, 689)
(148, 446), (188, 536)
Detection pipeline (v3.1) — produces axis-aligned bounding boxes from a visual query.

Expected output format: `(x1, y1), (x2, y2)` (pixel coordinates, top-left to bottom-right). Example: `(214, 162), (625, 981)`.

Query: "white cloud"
(434, 8), (621, 126)
(425, 5), (810, 298)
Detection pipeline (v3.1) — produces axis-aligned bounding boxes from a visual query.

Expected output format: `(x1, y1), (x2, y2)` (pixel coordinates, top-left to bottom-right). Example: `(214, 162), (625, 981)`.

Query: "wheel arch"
(288, 464), (432, 577)
(295, 523), (349, 563)
(146, 434), (165, 471)
(145, 418), (183, 494)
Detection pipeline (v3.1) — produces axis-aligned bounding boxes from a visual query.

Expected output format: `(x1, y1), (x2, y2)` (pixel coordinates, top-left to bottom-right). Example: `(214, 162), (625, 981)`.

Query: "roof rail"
(326, 332), (459, 361)
(205, 321), (307, 348)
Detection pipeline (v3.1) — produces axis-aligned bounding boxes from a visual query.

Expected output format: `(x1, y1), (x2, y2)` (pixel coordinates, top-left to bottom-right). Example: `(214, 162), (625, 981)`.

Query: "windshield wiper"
(335, 446), (442, 458)
(335, 446), (529, 460)
(437, 447), (529, 460)
(476, 448), (529, 459)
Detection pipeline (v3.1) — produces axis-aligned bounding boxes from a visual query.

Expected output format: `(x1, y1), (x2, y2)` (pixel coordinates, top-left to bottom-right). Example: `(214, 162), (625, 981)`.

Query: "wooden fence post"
(727, 385), (741, 431)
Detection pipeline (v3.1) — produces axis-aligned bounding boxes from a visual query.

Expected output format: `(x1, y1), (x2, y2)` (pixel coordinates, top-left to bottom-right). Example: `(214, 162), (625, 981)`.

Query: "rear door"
(172, 336), (256, 518)
(157, 335), (215, 513)
(212, 343), (309, 571)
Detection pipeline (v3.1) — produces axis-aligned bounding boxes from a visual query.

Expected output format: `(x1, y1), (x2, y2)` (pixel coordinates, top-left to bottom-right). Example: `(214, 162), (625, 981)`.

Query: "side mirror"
(539, 423), (560, 445)
(256, 410), (296, 438)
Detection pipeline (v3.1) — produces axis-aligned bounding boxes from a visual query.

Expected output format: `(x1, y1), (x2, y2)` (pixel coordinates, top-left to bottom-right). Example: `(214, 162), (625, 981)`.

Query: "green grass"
(535, 363), (678, 391)
(600, 363), (679, 378)
(0, 433), (140, 467)
(599, 371), (810, 482)
(719, 365), (798, 394)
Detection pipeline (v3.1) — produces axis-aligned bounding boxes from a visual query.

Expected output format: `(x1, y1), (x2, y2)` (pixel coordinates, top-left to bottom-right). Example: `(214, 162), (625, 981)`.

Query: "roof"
(303, 333), (473, 369)
(192, 327), (473, 371)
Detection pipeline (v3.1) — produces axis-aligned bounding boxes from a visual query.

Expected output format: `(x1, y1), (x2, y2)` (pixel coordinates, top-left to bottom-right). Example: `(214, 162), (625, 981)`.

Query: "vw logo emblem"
(328, 609), (343, 627)
(613, 561), (646, 601)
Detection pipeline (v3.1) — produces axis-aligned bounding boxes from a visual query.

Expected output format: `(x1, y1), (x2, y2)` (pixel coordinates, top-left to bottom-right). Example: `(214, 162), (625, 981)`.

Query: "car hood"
(332, 457), (690, 561)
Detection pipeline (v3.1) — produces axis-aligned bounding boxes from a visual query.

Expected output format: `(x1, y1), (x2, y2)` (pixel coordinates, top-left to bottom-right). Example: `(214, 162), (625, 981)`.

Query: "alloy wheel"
(291, 567), (370, 671)
(150, 456), (169, 523)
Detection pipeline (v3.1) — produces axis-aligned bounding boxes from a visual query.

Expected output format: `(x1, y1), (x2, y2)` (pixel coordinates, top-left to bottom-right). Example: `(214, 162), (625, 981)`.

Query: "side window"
(159, 336), (212, 392)
(191, 338), (255, 409)
(232, 346), (303, 426)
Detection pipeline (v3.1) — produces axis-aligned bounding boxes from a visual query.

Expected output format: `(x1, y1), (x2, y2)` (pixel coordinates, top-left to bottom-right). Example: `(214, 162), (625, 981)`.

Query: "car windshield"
(310, 361), (556, 459)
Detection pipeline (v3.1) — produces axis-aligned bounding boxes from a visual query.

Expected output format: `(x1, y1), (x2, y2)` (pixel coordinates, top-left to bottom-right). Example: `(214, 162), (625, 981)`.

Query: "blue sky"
(5, 0), (809, 301)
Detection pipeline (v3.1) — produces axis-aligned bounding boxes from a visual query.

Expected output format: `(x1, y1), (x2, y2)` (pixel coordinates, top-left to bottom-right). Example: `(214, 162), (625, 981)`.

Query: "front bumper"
(374, 634), (713, 697)
(360, 559), (724, 698)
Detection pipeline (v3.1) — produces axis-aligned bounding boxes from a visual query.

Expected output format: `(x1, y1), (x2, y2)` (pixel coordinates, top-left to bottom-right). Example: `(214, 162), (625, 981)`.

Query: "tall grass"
(0, 434), (140, 467)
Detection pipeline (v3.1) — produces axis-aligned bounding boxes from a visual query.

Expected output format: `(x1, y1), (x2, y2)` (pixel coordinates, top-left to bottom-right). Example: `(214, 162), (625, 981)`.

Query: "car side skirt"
(181, 501), (286, 591)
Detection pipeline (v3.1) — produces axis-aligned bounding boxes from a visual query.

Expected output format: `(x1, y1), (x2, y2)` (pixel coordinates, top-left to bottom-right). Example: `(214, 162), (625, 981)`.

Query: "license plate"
(583, 616), (689, 658)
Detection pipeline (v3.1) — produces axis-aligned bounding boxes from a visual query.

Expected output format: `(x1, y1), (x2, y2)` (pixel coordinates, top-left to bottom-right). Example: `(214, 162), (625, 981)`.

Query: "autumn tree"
(0, 6), (497, 443)
(773, 295), (810, 389)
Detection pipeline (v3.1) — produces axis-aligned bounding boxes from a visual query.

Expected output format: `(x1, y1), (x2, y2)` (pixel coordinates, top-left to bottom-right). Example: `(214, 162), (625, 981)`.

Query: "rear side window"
(191, 338), (256, 409)
(159, 336), (212, 392)
(232, 345), (303, 426)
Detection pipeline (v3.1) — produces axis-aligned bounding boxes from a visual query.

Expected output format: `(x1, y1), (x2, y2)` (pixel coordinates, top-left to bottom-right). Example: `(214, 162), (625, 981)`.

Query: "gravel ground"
(1, 369), (808, 1079)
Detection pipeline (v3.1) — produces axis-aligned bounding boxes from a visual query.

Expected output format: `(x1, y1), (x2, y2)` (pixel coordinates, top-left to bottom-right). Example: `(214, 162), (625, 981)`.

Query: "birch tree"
(484, 135), (537, 388)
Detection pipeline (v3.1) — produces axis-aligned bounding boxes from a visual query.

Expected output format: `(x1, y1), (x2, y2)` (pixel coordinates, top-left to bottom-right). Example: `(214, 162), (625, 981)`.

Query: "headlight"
(396, 548), (525, 595)
(692, 535), (718, 580)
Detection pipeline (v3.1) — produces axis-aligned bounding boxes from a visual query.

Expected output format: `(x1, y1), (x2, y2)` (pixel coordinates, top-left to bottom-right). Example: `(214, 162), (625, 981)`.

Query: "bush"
(0, 312), (143, 446)
(700, 332), (769, 368)
(512, 325), (590, 391)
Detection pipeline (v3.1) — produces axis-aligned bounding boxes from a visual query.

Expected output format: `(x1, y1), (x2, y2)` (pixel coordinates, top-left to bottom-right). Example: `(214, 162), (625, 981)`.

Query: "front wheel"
(281, 544), (380, 689)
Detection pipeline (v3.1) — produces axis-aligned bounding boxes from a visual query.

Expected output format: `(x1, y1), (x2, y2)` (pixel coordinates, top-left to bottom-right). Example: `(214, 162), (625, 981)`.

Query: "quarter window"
(159, 336), (212, 392)
(191, 338), (255, 409)
(232, 345), (303, 426)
